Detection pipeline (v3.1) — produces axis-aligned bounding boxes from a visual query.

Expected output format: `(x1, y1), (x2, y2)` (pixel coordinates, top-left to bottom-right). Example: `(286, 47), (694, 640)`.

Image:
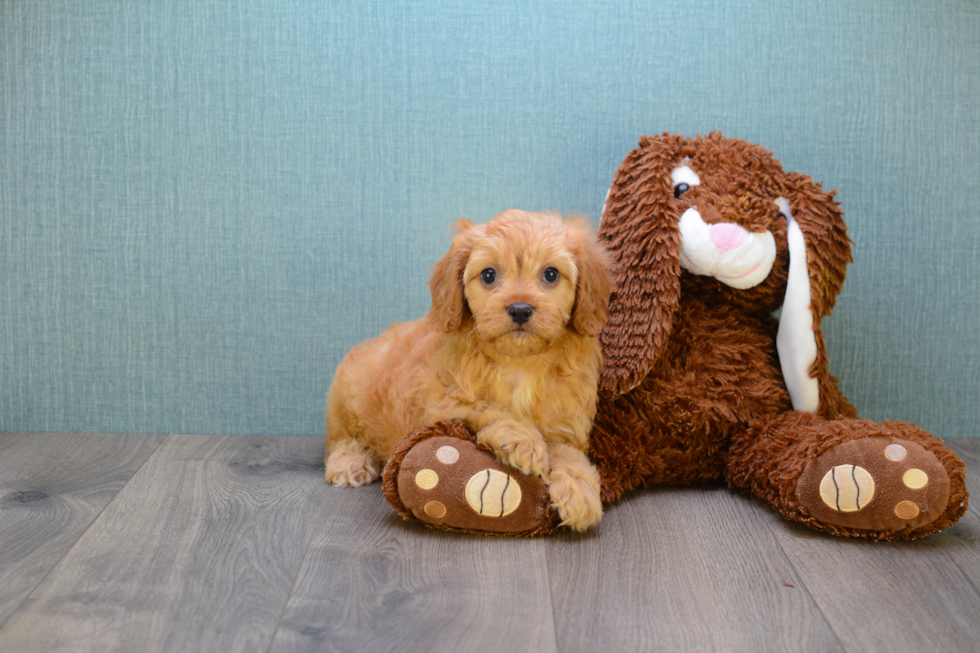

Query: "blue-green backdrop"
(2, 1), (978, 437)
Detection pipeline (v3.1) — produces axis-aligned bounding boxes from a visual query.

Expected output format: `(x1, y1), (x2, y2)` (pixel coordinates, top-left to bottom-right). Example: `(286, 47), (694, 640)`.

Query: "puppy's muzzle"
(506, 303), (534, 325)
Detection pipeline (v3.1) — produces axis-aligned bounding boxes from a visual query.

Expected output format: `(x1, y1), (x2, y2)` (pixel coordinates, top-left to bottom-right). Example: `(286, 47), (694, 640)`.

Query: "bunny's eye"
(480, 268), (497, 285)
(671, 165), (700, 199)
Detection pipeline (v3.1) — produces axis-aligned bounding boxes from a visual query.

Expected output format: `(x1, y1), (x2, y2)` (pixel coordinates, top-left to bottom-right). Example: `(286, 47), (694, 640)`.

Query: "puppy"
(325, 209), (614, 530)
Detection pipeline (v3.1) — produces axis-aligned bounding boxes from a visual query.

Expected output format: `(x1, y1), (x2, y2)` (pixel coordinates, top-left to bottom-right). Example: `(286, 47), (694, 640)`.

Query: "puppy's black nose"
(507, 303), (534, 325)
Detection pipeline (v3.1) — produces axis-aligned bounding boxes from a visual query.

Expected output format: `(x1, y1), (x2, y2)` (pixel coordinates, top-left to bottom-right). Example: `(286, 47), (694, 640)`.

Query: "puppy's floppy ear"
(428, 219), (478, 332)
(775, 172), (854, 417)
(597, 133), (686, 394)
(565, 216), (615, 337)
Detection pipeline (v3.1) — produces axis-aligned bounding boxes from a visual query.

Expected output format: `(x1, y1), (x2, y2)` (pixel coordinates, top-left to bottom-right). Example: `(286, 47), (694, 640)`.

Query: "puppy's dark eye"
(777, 212), (788, 221)
(543, 267), (560, 284)
(673, 183), (690, 199)
(480, 268), (497, 285)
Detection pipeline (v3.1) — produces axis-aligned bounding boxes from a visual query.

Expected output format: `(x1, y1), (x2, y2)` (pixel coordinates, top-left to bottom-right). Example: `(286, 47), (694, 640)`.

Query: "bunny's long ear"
(775, 173), (852, 416)
(597, 134), (685, 394)
(428, 219), (479, 332)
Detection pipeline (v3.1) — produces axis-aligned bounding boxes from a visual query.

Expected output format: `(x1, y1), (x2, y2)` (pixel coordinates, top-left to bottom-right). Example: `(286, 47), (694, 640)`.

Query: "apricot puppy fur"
(325, 210), (614, 530)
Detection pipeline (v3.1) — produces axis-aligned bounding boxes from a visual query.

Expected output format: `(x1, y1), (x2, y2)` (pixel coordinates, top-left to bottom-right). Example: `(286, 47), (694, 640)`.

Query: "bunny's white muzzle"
(677, 208), (777, 289)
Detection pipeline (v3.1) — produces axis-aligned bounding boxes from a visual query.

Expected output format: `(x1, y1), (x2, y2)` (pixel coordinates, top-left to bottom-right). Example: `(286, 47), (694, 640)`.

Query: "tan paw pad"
(465, 469), (522, 517)
(884, 444), (907, 461)
(819, 464), (875, 512)
(902, 468), (928, 489)
(424, 501), (447, 519)
(436, 445), (460, 464)
(894, 500), (920, 520)
(415, 469), (439, 490)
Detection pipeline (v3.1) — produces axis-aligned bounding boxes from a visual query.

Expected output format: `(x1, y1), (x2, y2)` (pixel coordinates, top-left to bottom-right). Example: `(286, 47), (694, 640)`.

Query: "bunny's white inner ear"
(775, 197), (820, 414)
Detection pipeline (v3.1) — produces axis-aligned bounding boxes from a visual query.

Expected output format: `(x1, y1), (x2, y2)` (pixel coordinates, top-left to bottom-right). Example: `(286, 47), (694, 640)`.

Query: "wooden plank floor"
(0, 433), (977, 653)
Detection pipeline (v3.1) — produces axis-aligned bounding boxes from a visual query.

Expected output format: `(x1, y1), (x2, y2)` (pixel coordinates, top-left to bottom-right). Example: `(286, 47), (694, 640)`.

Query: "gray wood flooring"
(0, 432), (977, 653)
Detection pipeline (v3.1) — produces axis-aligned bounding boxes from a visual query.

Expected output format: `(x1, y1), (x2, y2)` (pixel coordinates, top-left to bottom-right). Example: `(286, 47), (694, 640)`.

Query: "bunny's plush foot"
(382, 421), (560, 536)
(729, 413), (969, 541)
(796, 436), (957, 535)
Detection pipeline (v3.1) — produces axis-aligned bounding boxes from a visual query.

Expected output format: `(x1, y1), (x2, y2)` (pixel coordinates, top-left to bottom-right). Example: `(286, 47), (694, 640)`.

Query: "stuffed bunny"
(382, 133), (969, 541)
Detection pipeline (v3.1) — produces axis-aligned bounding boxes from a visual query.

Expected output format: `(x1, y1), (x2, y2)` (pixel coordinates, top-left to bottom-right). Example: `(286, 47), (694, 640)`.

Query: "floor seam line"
(544, 540), (563, 653)
(768, 526), (850, 652)
(265, 483), (330, 653)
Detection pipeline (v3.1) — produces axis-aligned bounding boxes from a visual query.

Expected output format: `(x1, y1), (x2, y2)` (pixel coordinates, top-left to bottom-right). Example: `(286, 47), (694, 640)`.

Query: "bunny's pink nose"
(710, 223), (747, 253)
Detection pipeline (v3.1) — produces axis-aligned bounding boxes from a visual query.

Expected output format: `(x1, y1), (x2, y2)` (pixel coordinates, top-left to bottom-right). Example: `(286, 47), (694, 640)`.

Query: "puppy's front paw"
(501, 438), (550, 478)
(477, 421), (550, 478)
(546, 444), (602, 532)
(548, 463), (603, 532)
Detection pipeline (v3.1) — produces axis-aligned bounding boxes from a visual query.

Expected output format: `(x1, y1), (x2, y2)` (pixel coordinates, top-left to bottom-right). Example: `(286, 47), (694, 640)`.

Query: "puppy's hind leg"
(547, 443), (603, 531)
(325, 370), (381, 487)
(325, 439), (381, 487)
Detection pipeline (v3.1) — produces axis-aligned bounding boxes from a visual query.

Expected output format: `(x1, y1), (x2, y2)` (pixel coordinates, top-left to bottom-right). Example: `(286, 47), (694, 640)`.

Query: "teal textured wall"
(2, 1), (978, 437)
